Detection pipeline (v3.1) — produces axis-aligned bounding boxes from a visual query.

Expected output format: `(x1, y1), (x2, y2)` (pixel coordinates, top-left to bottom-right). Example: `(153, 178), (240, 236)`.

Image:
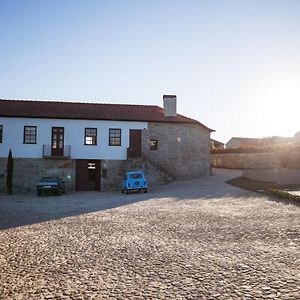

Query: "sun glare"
(257, 75), (300, 137)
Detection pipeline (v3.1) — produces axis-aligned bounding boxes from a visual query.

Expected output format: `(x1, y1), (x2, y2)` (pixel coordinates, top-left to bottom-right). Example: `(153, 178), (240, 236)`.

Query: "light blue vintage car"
(122, 171), (148, 194)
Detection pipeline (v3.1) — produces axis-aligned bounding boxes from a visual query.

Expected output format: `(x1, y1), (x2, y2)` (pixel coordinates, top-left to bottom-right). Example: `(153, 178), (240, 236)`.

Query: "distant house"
(210, 139), (224, 150)
(226, 137), (262, 149)
(0, 95), (214, 192)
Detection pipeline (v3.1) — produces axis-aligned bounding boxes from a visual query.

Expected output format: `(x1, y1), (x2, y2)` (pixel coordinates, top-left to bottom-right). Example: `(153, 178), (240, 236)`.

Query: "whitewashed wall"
(0, 117), (147, 159)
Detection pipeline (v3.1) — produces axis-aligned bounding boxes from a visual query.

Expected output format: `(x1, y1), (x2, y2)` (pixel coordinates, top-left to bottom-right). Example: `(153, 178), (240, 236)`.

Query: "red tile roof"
(0, 99), (214, 132)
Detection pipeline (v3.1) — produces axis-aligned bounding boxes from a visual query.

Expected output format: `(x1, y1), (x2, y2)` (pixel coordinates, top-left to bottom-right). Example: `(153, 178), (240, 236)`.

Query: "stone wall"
(101, 159), (172, 192)
(0, 157), (171, 193)
(243, 169), (300, 184)
(0, 158), (75, 194)
(211, 152), (300, 170)
(0, 159), (5, 192)
(142, 122), (211, 179)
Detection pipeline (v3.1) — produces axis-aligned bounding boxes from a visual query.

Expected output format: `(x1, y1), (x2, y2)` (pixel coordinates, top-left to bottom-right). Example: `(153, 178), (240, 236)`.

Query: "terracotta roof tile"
(0, 99), (214, 132)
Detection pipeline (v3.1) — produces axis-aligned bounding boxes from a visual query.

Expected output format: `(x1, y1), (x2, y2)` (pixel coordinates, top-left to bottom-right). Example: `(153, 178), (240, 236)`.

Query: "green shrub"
(266, 188), (300, 201)
(227, 177), (300, 203)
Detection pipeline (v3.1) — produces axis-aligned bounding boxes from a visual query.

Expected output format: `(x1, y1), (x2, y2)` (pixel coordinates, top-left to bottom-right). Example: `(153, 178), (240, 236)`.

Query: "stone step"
(125, 158), (174, 186)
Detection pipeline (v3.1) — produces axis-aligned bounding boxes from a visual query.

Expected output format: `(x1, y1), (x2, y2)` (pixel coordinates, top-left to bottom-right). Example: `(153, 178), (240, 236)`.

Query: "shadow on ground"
(0, 168), (259, 230)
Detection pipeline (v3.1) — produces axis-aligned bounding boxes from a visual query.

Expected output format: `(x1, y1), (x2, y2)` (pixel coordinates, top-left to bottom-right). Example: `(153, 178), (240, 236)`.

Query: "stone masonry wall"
(141, 123), (211, 179)
(211, 153), (280, 170)
(211, 152), (300, 170)
(101, 159), (171, 192)
(243, 169), (300, 184)
(0, 157), (169, 193)
(0, 158), (75, 194)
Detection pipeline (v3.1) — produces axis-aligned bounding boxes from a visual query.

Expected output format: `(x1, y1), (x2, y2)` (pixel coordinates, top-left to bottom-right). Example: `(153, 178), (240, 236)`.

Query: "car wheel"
(126, 189), (129, 194)
(37, 191), (41, 197)
(143, 188), (148, 193)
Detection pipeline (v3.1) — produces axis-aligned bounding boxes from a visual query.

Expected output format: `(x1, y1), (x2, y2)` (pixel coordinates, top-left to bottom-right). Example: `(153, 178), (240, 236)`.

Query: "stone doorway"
(75, 159), (101, 191)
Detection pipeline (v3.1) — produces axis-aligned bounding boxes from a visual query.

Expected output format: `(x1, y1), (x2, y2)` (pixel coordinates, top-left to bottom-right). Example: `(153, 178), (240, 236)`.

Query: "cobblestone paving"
(0, 170), (299, 299)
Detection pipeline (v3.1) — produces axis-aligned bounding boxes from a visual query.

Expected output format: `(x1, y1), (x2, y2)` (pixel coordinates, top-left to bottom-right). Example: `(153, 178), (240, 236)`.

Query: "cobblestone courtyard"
(0, 169), (299, 299)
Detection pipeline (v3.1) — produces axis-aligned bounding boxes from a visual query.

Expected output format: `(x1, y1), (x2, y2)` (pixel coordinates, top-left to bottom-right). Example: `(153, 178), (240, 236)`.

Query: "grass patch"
(226, 177), (300, 192)
(227, 177), (300, 202)
(266, 189), (300, 201)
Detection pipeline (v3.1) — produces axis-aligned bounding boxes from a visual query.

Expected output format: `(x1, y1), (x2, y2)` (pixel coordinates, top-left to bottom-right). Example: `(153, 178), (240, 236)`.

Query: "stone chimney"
(163, 95), (177, 117)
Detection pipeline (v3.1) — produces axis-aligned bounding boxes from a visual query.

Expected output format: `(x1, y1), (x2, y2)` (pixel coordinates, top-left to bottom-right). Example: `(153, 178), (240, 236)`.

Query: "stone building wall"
(100, 159), (172, 192)
(0, 159), (6, 192)
(141, 122), (211, 179)
(0, 122), (212, 193)
(0, 158), (75, 193)
(0, 157), (171, 193)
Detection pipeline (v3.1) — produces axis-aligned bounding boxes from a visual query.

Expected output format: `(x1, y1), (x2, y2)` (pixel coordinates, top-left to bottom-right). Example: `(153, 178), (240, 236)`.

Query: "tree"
(6, 149), (13, 195)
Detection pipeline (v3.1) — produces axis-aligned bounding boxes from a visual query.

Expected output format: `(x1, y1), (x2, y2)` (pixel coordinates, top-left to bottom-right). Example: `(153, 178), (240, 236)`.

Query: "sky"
(0, 0), (300, 143)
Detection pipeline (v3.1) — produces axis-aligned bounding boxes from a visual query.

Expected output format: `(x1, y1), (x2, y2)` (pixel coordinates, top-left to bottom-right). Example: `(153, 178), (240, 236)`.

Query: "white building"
(0, 95), (213, 192)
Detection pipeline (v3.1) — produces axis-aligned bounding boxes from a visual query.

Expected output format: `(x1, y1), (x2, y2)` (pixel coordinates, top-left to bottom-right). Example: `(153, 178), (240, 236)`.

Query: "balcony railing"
(43, 145), (71, 159)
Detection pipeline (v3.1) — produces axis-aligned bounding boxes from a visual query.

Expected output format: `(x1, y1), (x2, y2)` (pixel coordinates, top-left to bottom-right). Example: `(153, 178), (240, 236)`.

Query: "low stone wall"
(0, 158), (75, 194)
(211, 151), (300, 170)
(243, 169), (300, 184)
(101, 159), (171, 192)
(211, 153), (281, 170)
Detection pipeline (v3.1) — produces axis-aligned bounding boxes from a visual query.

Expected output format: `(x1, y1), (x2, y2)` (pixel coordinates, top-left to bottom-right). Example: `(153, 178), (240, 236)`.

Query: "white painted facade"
(0, 117), (147, 159)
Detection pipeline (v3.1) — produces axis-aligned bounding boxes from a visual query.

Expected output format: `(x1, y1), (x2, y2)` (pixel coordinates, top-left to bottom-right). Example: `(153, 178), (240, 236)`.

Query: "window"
(0, 125), (2, 143)
(109, 128), (121, 146)
(150, 139), (158, 150)
(23, 126), (37, 144)
(88, 162), (96, 181)
(85, 128), (97, 145)
(130, 173), (142, 179)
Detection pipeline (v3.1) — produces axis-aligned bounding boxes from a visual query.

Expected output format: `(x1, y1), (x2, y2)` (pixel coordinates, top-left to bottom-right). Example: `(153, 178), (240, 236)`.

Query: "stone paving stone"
(0, 169), (299, 299)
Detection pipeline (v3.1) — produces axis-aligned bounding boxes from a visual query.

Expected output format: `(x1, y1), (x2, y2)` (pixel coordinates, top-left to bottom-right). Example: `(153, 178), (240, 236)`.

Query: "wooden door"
(52, 127), (64, 156)
(76, 159), (101, 191)
(129, 129), (141, 157)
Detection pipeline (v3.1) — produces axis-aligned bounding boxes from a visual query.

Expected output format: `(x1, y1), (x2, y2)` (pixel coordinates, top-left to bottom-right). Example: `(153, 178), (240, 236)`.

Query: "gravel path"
(0, 169), (299, 299)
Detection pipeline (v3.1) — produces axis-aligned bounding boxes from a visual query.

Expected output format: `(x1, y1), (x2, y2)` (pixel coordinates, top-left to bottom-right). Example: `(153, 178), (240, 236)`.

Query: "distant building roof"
(211, 139), (225, 148)
(227, 137), (262, 145)
(211, 139), (224, 145)
(0, 99), (214, 132)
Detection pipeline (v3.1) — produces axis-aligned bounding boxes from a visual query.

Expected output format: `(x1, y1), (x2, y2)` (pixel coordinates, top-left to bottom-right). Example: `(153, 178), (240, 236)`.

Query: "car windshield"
(40, 177), (58, 183)
(130, 174), (143, 179)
